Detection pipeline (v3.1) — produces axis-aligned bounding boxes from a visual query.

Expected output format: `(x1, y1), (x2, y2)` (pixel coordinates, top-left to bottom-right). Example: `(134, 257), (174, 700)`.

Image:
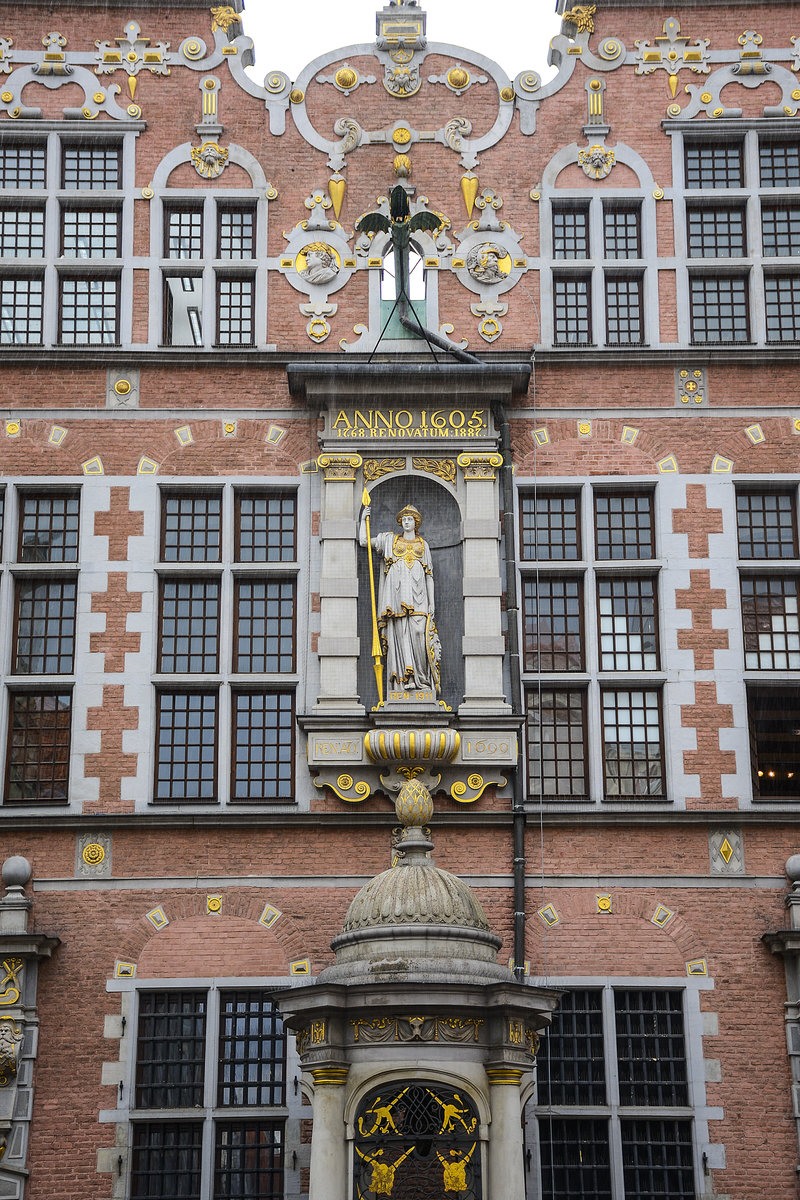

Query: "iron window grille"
(0, 276), (44, 344)
(535, 987), (696, 1200)
(130, 988), (286, 1200)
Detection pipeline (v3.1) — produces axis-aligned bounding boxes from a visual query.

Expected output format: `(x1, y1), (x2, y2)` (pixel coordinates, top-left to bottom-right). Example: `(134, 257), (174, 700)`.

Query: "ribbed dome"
(342, 860), (490, 933)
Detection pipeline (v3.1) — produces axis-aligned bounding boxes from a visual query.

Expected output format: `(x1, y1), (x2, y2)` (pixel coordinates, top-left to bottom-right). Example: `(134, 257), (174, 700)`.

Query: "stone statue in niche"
(359, 503), (441, 699)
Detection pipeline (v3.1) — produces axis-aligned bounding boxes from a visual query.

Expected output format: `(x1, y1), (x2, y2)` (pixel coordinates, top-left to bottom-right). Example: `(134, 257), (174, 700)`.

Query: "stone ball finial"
(2, 856), (32, 889)
(395, 777), (434, 826)
(786, 854), (800, 884)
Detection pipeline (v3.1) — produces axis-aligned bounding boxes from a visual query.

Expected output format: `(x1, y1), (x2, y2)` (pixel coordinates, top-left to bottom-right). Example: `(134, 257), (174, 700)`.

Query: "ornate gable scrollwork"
(95, 19), (171, 77)
(634, 16), (711, 97)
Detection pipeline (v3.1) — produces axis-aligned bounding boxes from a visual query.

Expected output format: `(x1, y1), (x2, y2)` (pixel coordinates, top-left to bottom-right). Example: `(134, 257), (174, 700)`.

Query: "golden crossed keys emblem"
(0, 959), (23, 1006)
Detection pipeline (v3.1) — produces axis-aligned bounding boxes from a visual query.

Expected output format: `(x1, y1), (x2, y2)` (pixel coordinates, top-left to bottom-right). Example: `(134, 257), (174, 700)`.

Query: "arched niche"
(357, 474), (464, 710)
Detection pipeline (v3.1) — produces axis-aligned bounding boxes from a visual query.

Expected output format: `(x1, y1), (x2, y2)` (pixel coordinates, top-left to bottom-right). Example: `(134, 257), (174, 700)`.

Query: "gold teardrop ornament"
(461, 173), (479, 218)
(329, 176), (346, 218)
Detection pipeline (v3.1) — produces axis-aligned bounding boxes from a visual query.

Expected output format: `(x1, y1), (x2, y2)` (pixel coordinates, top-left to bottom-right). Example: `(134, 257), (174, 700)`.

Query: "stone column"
(457, 453), (510, 714)
(314, 455), (363, 713)
(308, 1066), (349, 1200)
(486, 1068), (526, 1200)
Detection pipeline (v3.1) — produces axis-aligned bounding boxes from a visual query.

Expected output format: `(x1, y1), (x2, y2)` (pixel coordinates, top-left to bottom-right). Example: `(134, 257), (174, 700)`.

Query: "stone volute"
(275, 780), (560, 1200)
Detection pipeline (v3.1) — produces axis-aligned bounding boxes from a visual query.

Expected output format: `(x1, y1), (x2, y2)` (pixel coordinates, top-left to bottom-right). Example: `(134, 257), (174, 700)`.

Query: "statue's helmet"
(396, 504), (422, 530)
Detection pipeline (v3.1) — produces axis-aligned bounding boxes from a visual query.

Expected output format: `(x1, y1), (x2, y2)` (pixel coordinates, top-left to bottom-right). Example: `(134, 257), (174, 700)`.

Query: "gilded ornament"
(141, 186), (154, 199)
(562, 5), (597, 34)
(335, 66), (358, 90)
(207, 895), (222, 913)
(395, 778), (434, 827)
(461, 173), (479, 217)
(393, 154), (412, 178)
(364, 458), (406, 482)
(191, 141), (229, 179)
(210, 6), (240, 34)
(652, 185), (665, 199)
(393, 126), (412, 145)
(0, 959), (22, 1007)
(82, 843), (105, 866)
(411, 458), (456, 484)
(328, 175), (346, 218)
(500, 86), (514, 101)
(289, 88), (304, 104)
(0, 1020), (22, 1088)
(265, 72), (288, 94)
(518, 71), (540, 93)
(0, 92), (11, 103)
(447, 66), (470, 90)
(578, 144), (616, 180)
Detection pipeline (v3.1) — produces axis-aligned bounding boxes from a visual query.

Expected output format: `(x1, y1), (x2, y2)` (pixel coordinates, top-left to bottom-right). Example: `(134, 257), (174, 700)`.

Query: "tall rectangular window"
(219, 208), (256, 259)
(765, 276), (800, 342)
(521, 493), (581, 562)
(19, 493), (80, 562)
(14, 580), (76, 674)
(604, 207), (641, 259)
(741, 577), (800, 670)
(690, 275), (749, 343)
(135, 991), (207, 1109)
(159, 579), (220, 673)
(527, 689), (588, 801)
(155, 691), (218, 802)
(523, 578), (583, 672)
(597, 578), (658, 671)
(747, 685), (800, 800)
(605, 276), (643, 345)
(553, 206), (590, 259)
(234, 581), (295, 674)
(232, 691), (294, 802)
(736, 490), (797, 559)
(554, 275), (592, 344)
(0, 277), (43, 344)
(595, 493), (654, 560)
(685, 143), (743, 188)
(59, 275), (119, 344)
(5, 691), (71, 803)
(165, 207), (203, 259)
(602, 689), (664, 797)
(217, 277), (255, 345)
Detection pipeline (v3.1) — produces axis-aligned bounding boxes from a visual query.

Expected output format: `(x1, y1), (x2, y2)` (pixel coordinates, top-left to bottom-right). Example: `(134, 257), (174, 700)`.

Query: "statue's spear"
(362, 489), (384, 705)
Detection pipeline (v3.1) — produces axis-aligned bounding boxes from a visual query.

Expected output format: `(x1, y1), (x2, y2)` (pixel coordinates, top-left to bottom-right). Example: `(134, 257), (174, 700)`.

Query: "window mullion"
(200, 988), (219, 1200)
(603, 986), (625, 1200)
(202, 196), (215, 348)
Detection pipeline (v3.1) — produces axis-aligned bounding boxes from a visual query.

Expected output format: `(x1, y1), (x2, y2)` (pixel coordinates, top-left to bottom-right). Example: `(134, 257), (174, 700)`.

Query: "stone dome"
(342, 859), (490, 933)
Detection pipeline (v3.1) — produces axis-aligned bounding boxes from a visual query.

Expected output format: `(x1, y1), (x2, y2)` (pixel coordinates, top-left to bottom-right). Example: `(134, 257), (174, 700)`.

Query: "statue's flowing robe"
(372, 531), (436, 692)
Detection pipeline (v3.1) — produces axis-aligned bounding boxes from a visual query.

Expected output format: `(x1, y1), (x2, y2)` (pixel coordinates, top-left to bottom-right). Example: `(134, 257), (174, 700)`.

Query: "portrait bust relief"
(298, 242), (340, 285)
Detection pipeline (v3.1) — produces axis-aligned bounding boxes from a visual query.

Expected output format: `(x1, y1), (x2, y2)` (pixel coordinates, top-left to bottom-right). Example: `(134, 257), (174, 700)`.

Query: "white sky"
(241, 2), (562, 84)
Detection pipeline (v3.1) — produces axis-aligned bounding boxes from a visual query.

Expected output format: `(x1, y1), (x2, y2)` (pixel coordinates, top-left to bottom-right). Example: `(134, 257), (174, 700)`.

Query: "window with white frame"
(162, 199), (258, 347)
(737, 485), (800, 801)
(154, 488), (298, 805)
(522, 487), (664, 804)
(3, 489), (80, 805)
(128, 987), (287, 1200)
(531, 986), (699, 1200)
(549, 198), (646, 348)
(0, 136), (126, 346)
